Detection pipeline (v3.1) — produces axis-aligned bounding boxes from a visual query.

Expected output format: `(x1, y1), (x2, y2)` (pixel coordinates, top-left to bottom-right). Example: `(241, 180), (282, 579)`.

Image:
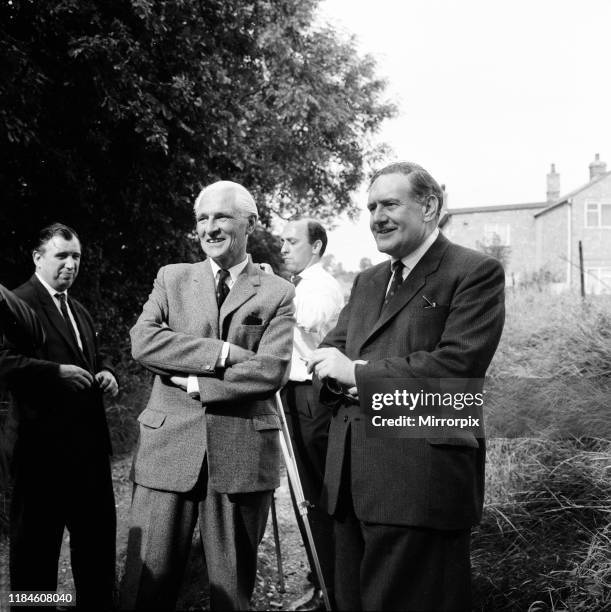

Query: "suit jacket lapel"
(193, 260), (220, 338)
(219, 259), (259, 334)
(68, 297), (95, 370)
(358, 234), (450, 352)
(30, 276), (88, 366)
(351, 263), (391, 354)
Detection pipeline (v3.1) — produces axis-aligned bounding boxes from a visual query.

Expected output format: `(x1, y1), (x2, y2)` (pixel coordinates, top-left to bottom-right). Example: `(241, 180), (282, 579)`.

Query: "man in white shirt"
(280, 218), (344, 611)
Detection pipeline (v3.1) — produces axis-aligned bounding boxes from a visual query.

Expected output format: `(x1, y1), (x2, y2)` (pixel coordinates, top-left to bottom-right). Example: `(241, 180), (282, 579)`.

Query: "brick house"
(440, 155), (611, 294)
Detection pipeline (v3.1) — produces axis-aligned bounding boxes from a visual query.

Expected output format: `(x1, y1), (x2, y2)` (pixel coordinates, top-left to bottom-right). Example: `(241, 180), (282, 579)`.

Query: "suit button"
(343, 415), (349, 423)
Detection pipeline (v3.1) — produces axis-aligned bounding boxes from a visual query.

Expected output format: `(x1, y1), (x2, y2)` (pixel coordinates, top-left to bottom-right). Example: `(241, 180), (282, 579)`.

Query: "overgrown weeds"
(474, 289), (610, 610)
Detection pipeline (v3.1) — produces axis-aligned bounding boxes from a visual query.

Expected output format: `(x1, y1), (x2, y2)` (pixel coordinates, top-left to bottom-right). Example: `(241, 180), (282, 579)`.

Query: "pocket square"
(244, 314), (263, 325)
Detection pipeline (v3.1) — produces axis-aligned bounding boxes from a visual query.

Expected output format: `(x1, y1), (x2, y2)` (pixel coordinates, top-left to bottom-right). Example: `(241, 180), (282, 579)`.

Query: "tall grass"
(474, 288), (611, 611)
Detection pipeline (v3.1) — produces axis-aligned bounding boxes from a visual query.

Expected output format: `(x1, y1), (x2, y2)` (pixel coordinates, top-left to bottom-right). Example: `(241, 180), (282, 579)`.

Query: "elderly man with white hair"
(121, 181), (295, 611)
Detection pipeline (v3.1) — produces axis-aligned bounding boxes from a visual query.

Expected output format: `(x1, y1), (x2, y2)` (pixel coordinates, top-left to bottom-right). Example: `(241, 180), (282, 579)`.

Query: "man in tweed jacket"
(121, 181), (295, 611)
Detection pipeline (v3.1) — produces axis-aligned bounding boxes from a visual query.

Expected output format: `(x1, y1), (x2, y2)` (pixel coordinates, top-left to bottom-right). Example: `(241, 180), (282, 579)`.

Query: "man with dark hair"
(0, 223), (118, 610)
(280, 218), (344, 610)
(309, 162), (505, 611)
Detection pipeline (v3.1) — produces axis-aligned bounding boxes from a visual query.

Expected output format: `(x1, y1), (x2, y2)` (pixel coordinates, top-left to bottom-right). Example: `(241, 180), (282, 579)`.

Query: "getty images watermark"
(360, 378), (485, 439)
(359, 376), (611, 439)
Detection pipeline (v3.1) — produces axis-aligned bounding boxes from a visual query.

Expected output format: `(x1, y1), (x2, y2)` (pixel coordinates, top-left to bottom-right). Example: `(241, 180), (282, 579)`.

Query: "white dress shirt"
(35, 272), (83, 350)
(290, 262), (345, 382)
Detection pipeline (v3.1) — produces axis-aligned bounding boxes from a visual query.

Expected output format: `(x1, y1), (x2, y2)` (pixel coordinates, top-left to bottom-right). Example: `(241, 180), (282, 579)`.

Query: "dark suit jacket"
(319, 233), (505, 530)
(0, 275), (113, 461)
(130, 258), (295, 494)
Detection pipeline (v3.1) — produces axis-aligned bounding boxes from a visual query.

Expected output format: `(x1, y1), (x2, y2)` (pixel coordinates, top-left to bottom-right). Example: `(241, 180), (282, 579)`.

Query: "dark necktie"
(55, 292), (80, 349)
(381, 260), (405, 314)
(291, 274), (302, 287)
(216, 269), (230, 308)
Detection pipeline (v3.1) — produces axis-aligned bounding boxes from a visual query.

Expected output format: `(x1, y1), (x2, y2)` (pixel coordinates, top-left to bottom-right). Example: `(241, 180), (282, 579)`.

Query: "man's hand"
(95, 370), (119, 397)
(226, 344), (255, 367)
(307, 348), (357, 388)
(169, 376), (188, 391)
(59, 364), (94, 391)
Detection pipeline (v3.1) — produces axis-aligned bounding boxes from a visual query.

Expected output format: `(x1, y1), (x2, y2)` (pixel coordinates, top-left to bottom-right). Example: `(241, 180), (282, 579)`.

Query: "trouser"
(281, 382), (334, 597)
(10, 451), (116, 611)
(121, 459), (272, 611)
(333, 434), (472, 612)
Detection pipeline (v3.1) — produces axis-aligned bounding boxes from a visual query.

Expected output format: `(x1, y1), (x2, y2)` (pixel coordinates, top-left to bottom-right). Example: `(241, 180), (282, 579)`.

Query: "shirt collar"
(209, 255), (249, 283)
(297, 261), (323, 280)
(392, 227), (440, 272)
(36, 272), (67, 300)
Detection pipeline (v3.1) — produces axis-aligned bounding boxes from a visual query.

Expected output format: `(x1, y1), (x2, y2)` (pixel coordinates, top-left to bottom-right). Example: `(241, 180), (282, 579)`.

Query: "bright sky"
(317, 0), (611, 269)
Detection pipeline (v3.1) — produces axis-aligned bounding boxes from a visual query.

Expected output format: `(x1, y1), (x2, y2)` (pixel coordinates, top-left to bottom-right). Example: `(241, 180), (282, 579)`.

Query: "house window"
(585, 201), (611, 228)
(483, 223), (510, 245)
(586, 267), (611, 294)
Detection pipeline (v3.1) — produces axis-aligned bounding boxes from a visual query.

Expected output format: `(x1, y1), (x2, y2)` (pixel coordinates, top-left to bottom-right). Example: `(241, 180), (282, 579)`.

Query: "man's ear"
(311, 239), (323, 255)
(32, 250), (41, 267)
(245, 215), (257, 235)
(423, 195), (439, 222)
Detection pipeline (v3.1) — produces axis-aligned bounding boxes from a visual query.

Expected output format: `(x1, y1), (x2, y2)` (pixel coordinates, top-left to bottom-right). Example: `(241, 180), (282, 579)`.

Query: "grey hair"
(194, 181), (258, 217)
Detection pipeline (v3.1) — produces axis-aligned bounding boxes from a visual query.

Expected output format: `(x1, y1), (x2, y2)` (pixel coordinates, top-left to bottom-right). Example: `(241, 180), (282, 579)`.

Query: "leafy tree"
(0, 0), (395, 357)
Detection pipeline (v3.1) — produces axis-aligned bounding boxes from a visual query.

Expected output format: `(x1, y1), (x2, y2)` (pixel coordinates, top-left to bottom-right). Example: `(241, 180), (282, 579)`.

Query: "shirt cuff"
(187, 375), (200, 399)
(216, 342), (230, 369)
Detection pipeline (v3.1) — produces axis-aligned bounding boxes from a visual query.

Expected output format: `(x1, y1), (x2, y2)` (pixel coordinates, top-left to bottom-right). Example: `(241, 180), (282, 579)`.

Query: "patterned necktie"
(55, 292), (80, 348)
(291, 274), (302, 287)
(381, 260), (405, 313)
(216, 269), (230, 308)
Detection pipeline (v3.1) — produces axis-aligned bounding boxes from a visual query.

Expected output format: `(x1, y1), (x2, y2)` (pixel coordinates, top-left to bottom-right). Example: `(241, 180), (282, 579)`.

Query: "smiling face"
(280, 220), (320, 275)
(195, 186), (256, 269)
(367, 172), (438, 259)
(34, 235), (81, 292)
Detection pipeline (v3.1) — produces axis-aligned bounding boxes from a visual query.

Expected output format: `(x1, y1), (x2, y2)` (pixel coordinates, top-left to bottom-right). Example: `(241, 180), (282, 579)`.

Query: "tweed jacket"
(130, 258), (295, 494)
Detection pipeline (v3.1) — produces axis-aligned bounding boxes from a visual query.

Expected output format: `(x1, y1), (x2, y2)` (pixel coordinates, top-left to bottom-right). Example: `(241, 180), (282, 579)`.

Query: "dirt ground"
(48, 455), (314, 611)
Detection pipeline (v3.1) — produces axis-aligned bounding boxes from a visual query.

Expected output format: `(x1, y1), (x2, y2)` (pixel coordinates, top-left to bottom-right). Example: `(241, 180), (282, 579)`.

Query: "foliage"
(0, 0), (395, 351)
(472, 289), (611, 610)
(476, 232), (511, 269)
(321, 253), (355, 294)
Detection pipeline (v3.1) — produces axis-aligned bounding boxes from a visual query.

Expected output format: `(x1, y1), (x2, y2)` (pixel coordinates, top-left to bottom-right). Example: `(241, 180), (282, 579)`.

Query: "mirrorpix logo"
(361, 378), (486, 439)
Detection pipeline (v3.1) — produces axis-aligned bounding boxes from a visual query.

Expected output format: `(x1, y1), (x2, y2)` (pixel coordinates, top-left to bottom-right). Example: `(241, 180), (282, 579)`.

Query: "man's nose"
(371, 204), (387, 225)
(280, 242), (289, 254)
(204, 218), (219, 234)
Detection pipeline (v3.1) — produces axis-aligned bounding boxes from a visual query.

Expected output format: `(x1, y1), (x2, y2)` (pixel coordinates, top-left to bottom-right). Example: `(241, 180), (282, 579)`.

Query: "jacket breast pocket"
(137, 408), (167, 429)
(235, 324), (266, 351)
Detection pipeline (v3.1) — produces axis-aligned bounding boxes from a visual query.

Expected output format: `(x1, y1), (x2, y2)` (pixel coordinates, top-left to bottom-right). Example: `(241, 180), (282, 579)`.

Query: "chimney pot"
(589, 154), (607, 180)
(546, 163), (560, 202)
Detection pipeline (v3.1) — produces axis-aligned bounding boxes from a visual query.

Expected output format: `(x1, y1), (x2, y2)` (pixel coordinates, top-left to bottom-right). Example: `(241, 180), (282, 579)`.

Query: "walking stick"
(270, 492), (286, 592)
(275, 392), (332, 612)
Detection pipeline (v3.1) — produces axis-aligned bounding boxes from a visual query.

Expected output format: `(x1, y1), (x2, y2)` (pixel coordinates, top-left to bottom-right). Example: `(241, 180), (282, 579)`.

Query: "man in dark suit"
(0, 223), (118, 610)
(122, 181), (294, 611)
(308, 162), (505, 611)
